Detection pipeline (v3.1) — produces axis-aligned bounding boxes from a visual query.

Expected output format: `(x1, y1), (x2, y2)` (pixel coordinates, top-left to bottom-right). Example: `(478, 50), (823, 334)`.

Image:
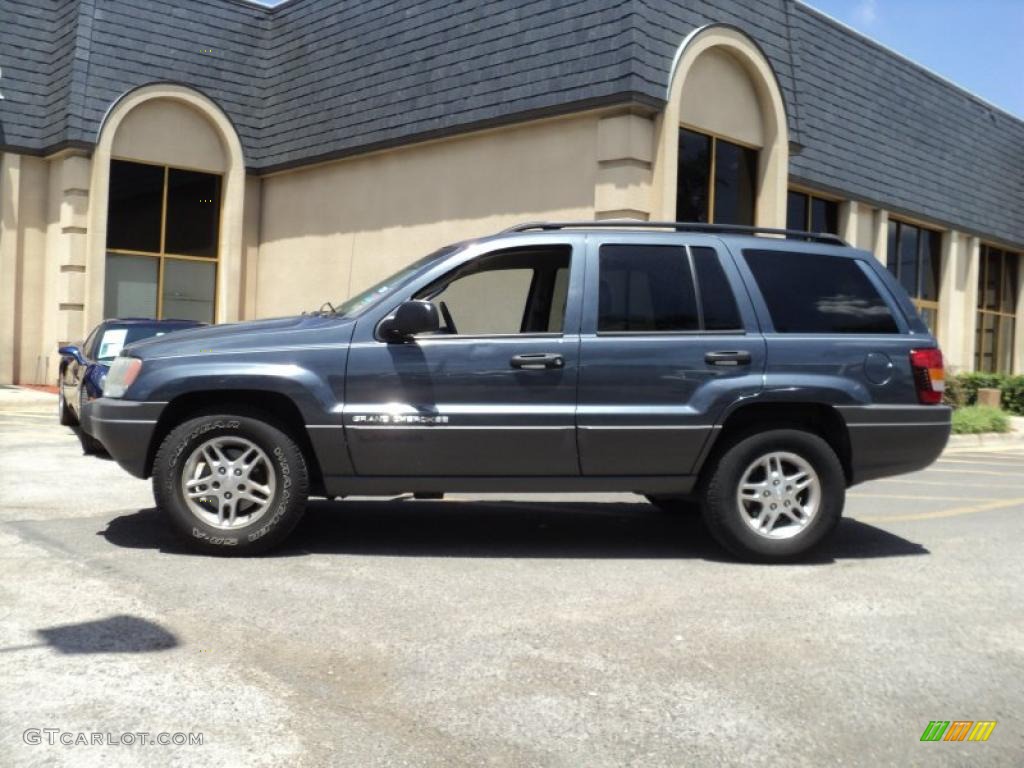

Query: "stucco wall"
(256, 113), (602, 317)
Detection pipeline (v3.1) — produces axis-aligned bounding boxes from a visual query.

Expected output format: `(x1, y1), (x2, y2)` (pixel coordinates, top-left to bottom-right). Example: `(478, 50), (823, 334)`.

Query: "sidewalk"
(945, 415), (1024, 453)
(0, 385), (57, 413)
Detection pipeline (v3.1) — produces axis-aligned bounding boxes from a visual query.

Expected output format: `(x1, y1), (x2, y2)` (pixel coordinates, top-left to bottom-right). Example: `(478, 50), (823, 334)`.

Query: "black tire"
(701, 429), (844, 562)
(644, 495), (700, 515)
(153, 411), (309, 555)
(78, 430), (105, 454)
(58, 383), (77, 426)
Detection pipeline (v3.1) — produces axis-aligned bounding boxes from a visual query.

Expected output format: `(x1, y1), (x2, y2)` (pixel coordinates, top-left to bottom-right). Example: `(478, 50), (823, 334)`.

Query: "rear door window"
(597, 244), (743, 333)
(598, 245), (699, 332)
(692, 247), (742, 331)
(743, 249), (899, 333)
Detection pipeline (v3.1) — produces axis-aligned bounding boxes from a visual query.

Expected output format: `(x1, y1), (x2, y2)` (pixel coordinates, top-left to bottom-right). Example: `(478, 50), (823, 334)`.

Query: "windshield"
(332, 245), (463, 317)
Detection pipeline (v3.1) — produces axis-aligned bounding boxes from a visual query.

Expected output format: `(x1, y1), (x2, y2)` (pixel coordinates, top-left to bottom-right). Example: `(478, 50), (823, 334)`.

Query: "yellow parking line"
(849, 493), (1000, 502)
(927, 468), (1021, 477)
(937, 458), (1024, 466)
(857, 497), (1024, 523)
(876, 478), (1023, 489)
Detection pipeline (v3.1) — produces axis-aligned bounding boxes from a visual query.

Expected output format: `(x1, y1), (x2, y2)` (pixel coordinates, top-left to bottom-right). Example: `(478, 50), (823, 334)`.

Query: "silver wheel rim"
(736, 451), (820, 539)
(180, 436), (276, 530)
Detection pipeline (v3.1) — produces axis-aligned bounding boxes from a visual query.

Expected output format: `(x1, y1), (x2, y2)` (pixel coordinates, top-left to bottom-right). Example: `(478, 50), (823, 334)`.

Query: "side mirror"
(58, 345), (86, 365)
(379, 300), (440, 342)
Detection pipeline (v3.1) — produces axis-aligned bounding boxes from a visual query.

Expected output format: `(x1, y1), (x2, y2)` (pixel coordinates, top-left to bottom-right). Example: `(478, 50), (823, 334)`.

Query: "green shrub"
(943, 372), (1024, 416)
(951, 405), (1011, 435)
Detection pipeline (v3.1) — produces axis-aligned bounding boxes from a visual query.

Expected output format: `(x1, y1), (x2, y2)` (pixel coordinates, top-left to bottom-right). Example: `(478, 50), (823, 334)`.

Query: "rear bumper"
(839, 405), (952, 484)
(87, 398), (166, 478)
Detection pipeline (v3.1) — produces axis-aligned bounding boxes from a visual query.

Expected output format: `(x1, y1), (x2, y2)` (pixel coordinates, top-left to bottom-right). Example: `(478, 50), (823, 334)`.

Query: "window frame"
(105, 157), (223, 321)
(407, 245), (575, 340)
(594, 242), (746, 337)
(885, 217), (942, 330)
(975, 244), (1020, 373)
(676, 124), (759, 226)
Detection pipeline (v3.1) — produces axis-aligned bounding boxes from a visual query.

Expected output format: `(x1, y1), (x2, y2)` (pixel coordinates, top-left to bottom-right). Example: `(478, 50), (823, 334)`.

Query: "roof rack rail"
(501, 220), (848, 246)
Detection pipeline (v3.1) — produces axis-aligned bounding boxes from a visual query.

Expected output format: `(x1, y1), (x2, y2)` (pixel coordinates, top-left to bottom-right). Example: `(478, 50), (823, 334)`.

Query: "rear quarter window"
(743, 249), (899, 334)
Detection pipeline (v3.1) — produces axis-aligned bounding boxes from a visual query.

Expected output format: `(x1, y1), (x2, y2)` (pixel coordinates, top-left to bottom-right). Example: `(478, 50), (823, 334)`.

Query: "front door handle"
(705, 350), (752, 367)
(510, 353), (565, 370)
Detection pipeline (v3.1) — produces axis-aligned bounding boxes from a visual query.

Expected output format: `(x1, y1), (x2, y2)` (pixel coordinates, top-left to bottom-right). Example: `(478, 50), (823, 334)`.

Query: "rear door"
(576, 234), (765, 476)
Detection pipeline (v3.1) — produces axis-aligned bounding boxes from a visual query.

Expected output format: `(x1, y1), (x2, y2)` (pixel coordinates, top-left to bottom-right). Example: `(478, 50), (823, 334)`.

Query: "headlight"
(104, 357), (143, 398)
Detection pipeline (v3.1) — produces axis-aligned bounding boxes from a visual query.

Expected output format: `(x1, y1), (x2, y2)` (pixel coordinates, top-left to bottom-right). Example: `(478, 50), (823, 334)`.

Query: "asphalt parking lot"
(1, 406), (1022, 767)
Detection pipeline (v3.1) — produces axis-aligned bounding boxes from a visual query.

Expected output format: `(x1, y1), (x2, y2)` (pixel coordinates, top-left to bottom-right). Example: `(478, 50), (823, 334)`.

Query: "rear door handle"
(510, 353), (565, 370)
(705, 351), (752, 366)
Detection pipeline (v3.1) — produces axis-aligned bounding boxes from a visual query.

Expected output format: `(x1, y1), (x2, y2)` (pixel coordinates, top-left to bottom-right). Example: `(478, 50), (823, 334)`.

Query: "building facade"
(1, 0), (1022, 385)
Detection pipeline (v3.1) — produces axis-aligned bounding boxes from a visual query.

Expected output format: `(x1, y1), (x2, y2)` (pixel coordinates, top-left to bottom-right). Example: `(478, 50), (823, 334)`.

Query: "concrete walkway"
(0, 385), (57, 413)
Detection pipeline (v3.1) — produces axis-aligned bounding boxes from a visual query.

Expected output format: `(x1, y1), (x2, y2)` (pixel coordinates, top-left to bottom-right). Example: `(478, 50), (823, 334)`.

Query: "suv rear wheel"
(701, 429), (843, 562)
(153, 412), (309, 555)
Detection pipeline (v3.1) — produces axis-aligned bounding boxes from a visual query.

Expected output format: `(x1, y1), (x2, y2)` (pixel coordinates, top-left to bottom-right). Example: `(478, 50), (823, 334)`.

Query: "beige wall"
(255, 112), (603, 317)
(1, 153), (54, 384)
(112, 100), (227, 172)
(679, 47), (763, 147)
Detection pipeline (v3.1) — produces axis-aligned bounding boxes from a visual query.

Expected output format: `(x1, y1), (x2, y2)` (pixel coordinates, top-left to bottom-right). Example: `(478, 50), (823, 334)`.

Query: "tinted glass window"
(1001, 253), (1018, 314)
(919, 229), (941, 301)
(106, 161), (163, 253)
(693, 247), (742, 331)
(598, 245), (699, 332)
(714, 139), (756, 226)
(104, 253), (158, 320)
(898, 224), (919, 295)
(886, 220), (899, 276)
(744, 249), (898, 334)
(676, 130), (711, 222)
(787, 191), (808, 231)
(810, 197), (839, 235)
(162, 258), (216, 322)
(165, 169), (221, 257)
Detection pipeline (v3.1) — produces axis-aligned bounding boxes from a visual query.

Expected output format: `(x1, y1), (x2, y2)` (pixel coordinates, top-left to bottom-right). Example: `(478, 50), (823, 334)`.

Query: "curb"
(944, 430), (1024, 453)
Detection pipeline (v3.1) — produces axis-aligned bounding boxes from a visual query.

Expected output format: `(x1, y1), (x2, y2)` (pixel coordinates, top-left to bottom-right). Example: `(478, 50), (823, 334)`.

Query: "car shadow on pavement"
(100, 499), (929, 563)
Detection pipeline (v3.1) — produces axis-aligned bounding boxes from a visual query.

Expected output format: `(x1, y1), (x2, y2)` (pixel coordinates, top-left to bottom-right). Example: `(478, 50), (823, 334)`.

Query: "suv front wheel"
(153, 412), (309, 555)
(702, 429), (844, 562)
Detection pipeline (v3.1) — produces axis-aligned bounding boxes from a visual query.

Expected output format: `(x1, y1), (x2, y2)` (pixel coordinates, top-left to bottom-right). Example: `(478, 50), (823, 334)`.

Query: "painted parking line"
(926, 467), (1022, 477)
(849, 493), (1002, 502)
(936, 458), (1024, 467)
(857, 496), (1024, 523)
(875, 478), (1024, 490)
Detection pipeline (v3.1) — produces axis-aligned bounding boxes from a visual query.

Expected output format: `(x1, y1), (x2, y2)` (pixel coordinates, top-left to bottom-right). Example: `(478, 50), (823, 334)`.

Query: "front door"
(344, 241), (583, 476)
(576, 235), (765, 475)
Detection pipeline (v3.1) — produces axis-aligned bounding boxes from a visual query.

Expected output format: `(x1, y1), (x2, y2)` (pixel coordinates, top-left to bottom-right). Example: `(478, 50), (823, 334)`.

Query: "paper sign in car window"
(97, 328), (128, 359)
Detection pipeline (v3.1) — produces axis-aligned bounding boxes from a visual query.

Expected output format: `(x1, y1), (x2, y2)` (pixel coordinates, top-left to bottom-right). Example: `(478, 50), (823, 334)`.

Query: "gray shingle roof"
(1, 0), (1021, 247)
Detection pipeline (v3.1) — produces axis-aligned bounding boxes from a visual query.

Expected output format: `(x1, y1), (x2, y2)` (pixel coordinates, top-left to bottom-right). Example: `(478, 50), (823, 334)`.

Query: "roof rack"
(502, 221), (848, 246)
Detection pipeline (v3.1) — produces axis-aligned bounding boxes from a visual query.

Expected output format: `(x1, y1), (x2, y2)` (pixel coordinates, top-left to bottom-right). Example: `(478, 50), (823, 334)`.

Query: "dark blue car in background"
(58, 318), (204, 450)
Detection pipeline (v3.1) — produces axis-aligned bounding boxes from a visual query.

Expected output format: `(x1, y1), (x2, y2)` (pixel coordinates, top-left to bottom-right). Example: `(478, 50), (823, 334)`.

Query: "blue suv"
(88, 222), (951, 561)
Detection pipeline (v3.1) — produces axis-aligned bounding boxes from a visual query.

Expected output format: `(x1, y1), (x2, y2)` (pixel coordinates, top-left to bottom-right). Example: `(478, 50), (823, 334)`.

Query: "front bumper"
(86, 398), (166, 478)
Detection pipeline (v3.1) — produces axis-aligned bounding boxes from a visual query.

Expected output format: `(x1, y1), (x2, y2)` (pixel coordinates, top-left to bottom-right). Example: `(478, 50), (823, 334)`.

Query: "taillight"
(910, 348), (944, 404)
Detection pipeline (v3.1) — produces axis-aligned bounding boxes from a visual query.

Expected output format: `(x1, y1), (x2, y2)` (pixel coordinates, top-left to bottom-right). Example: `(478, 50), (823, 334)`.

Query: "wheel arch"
(145, 390), (325, 494)
(700, 402), (852, 486)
